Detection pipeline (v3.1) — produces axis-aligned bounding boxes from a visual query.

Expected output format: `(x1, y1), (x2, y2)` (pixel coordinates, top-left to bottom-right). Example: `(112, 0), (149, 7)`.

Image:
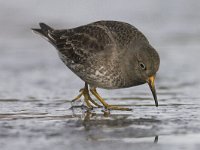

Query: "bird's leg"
(90, 88), (132, 111)
(72, 83), (101, 108)
(83, 83), (102, 108)
(71, 88), (84, 102)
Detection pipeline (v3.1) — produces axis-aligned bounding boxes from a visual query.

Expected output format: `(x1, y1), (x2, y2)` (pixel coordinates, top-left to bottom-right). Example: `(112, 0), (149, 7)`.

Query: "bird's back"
(90, 21), (149, 47)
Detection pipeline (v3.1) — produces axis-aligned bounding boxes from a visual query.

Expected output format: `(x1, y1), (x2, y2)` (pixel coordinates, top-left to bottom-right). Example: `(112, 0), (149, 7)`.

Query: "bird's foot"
(90, 88), (132, 111)
(104, 105), (132, 111)
(71, 88), (84, 102)
(71, 83), (101, 109)
(72, 83), (132, 112)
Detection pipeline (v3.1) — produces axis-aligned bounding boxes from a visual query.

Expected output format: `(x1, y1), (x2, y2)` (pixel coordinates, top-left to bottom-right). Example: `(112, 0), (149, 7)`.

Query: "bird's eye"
(139, 62), (146, 70)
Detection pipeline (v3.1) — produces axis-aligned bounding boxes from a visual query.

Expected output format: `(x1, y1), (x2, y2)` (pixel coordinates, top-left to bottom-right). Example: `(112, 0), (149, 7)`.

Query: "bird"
(32, 20), (160, 111)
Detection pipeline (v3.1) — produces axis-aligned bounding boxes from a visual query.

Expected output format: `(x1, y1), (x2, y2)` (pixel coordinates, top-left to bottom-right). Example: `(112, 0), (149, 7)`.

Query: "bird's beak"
(147, 75), (158, 107)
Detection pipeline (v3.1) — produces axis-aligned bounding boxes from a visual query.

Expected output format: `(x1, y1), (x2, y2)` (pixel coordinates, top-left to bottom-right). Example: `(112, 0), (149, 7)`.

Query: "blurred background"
(0, 0), (200, 150)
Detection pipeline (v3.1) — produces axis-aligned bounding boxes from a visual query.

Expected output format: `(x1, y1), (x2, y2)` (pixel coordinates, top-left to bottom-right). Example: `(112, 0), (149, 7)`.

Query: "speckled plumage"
(32, 20), (160, 109)
(32, 21), (159, 90)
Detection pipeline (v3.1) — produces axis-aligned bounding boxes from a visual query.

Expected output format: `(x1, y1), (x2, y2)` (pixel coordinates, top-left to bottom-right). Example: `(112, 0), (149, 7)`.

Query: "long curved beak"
(147, 75), (158, 107)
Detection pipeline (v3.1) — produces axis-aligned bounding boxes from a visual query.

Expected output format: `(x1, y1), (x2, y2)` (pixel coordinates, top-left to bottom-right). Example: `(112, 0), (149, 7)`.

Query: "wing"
(48, 23), (117, 64)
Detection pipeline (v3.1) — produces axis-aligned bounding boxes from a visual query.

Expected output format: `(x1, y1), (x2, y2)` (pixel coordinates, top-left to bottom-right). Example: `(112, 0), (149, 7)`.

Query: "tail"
(31, 23), (55, 43)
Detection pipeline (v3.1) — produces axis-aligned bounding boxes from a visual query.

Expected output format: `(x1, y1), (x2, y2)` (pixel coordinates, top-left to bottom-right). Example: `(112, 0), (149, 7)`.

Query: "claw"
(90, 88), (132, 111)
(71, 83), (101, 108)
(72, 92), (83, 102)
(72, 83), (131, 111)
(105, 105), (132, 111)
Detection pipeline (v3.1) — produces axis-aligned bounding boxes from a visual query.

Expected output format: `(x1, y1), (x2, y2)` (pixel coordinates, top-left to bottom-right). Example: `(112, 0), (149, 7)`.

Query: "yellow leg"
(71, 83), (101, 108)
(72, 89), (84, 102)
(90, 88), (132, 111)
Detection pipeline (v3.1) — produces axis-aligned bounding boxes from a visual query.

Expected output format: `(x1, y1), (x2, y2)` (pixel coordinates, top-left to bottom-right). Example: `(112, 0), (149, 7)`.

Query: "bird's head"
(135, 45), (160, 107)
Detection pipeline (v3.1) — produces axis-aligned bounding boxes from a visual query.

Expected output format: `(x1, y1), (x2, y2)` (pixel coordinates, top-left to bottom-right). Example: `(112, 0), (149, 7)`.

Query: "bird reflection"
(70, 106), (159, 144)
(70, 105), (130, 119)
(154, 135), (159, 143)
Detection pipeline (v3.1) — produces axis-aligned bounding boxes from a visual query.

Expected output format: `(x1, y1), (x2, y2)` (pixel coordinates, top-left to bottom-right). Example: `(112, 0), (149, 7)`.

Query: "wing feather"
(49, 24), (116, 64)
